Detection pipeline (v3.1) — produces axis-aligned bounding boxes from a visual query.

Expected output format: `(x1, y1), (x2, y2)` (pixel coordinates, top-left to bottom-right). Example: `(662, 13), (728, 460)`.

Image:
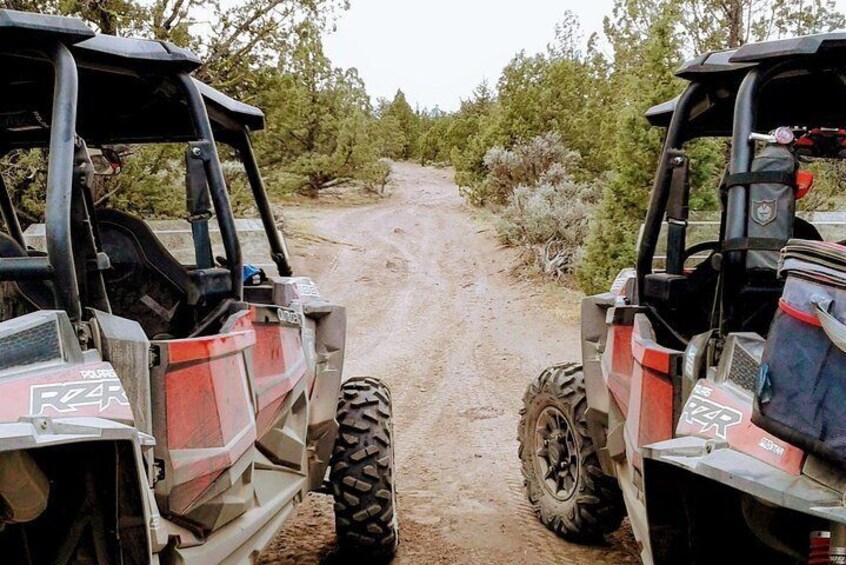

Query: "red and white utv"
(520, 33), (846, 565)
(0, 10), (397, 564)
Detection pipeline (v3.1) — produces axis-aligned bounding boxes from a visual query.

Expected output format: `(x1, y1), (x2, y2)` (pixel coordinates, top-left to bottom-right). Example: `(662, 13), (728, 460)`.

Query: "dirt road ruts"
(259, 162), (639, 564)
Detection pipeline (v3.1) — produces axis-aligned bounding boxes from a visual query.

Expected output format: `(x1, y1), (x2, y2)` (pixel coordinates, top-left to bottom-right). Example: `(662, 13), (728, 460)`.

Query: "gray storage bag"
(753, 240), (846, 466)
(724, 145), (798, 270)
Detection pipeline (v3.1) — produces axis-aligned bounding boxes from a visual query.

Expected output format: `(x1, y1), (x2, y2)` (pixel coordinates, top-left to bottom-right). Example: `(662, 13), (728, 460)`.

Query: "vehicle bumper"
(644, 436), (846, 524)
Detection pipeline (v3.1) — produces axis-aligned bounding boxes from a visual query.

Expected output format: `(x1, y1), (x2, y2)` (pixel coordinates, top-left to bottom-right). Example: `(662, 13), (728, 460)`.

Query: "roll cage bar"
(0, 12), (95, 323)
(197, 81), (293, 277)
(637, 32), (846, 336)
(0, 10), (248, 327)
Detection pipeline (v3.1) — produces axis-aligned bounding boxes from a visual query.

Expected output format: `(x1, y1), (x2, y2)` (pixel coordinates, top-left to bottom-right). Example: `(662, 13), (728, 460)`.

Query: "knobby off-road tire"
(518, 363), (624, 543)
(329, 377), (398, 560)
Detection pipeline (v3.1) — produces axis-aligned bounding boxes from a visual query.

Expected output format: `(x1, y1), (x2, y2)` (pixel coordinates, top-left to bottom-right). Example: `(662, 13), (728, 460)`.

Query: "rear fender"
(0, 311), (134, 426)
(249, 276), (347, 491)
(581, 266), (638, 421)
(643, 439), (826, 564)
(581, 291), (618, 474)
(302, 300), (346, 491)
(581, 292), (615, 418)
(0, 418), (154, 563)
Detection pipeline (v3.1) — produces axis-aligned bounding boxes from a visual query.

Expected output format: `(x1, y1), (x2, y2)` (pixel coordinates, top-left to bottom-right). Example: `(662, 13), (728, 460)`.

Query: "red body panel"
(626, 365), (675, 470)
(158, 330), (257, 515)
(0, 361), (133, 423)
(631, 329), (677, 375)
(677, 380), (804, 475)
(146, 293), (315, 522)
(608, 325), (634, 416)
(250, 318), (307, 438)
(622, 319), (678, 469)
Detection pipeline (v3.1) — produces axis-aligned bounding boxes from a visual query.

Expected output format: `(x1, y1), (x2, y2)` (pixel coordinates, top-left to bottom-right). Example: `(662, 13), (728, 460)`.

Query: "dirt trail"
(259, 163), (639, 564)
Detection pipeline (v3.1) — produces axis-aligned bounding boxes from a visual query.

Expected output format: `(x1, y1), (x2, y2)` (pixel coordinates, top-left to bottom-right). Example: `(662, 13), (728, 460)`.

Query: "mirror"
(88, 147), (123, 176)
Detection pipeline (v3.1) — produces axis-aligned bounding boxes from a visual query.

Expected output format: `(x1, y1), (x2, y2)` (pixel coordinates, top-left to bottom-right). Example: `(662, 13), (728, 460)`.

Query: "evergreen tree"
(680, 0), (846, 52)
(253, 24), (380, 195)
(577, 2), (683, 292)
(378, 90), (420, 160)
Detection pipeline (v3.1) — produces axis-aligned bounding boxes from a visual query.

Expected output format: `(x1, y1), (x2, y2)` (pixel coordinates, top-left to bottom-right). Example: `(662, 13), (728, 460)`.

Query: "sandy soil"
(259, 163), (640, 565)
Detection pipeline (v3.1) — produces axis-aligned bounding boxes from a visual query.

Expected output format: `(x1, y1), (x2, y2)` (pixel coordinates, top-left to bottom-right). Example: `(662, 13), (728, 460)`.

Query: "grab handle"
(811, 296), (846, 354)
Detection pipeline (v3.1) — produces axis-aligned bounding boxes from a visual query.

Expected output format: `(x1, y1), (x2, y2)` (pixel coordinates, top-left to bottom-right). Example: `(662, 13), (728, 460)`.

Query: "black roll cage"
(637, 81), (704, 295)
(0, 38), (245, 326)
(177, 73), (243, 292)
(636, 49), (846, 336)
(235, 131), (293, 277)
(197, 80), (292, 277)
(210, 125), (292, 278)
(0, 42), (81, 319)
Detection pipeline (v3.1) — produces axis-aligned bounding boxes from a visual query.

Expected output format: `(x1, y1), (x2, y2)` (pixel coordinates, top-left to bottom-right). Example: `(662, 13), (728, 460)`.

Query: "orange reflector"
(796, 170), (814, 199)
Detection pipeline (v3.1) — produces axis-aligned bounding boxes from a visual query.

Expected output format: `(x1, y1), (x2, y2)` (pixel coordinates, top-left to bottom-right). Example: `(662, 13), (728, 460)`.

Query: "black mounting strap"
(186, 141), (214, 269)
(723, 237), (787, 253)
(724, 171), (796, 190)
(665, 151), (691, 275)
(666, 152), (690, 222)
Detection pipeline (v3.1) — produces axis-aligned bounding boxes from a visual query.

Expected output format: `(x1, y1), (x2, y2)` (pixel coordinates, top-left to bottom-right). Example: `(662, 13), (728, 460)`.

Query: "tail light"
(796, 170), (814, 200)
(811, 531), (830, 564)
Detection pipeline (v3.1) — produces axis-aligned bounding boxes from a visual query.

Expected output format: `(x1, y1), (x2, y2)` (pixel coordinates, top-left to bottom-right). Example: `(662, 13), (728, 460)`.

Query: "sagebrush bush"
(490, 135), (598, 279)
(477, 133), (581, 206)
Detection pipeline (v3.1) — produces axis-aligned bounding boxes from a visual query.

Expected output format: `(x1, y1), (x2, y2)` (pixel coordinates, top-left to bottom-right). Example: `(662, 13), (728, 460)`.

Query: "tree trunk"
(726, 0), (744, 47)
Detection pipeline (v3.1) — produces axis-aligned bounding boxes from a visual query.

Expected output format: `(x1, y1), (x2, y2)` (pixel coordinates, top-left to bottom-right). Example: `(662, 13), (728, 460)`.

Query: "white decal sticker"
(692, 382), (712, 397)
(758, 437), (785, 457)
(682, 394), (742, 439)
(79, 368), (119, 381)
(30, 375), (129, 415)
(684, 344), (698, 379)
(296, 280), (321, 297)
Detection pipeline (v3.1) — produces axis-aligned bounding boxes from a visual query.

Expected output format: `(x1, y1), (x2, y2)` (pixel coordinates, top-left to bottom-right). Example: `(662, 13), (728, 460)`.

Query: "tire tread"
(518, 363), (624, 543)
(330, 377), (398, 559)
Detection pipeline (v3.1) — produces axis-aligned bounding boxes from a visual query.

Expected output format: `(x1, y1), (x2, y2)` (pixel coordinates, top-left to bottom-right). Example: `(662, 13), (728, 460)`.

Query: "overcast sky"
(323, 0), (846, 112)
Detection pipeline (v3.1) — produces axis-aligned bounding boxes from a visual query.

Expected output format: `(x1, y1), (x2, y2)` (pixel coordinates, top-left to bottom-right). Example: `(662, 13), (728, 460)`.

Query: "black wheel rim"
(534, 405), (579, 501)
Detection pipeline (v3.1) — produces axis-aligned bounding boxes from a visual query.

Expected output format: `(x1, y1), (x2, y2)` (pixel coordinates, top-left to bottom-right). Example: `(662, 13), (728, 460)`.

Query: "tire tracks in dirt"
(261, 163), (639, 564)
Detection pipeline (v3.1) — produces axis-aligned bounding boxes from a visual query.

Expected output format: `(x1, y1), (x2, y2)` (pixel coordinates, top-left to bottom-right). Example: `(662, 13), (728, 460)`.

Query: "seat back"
(97, 209), (192, 338)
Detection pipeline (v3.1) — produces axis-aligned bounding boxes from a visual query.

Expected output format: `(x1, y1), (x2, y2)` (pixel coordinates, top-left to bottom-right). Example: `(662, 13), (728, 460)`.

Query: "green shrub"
(496, 171), (598, 279)
(482, 133), (581, 205)
(462, 133), (600, 279)
(1, 149), (48, 227)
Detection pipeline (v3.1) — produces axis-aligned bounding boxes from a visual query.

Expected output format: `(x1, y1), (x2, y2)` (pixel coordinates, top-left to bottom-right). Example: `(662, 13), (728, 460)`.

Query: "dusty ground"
(259, 163), (639, 565)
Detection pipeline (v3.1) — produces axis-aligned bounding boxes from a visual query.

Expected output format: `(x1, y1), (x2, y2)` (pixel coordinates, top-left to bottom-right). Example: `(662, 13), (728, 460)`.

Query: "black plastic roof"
(0, 13), (262, 147)
(675, 49), (751, 80)
(72, 34), (202, 72)
(645, 97), (678, 127)
(73, 35), (264, 142)
(647, 32), (846, 136)
(196, 79), (266, 133)
(730, 32), (846, 63)
(0, 10), (94, 148)
(0, 9), (93, 46)
(74, 36), (263, 135)
(73, 35), (265, 144)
